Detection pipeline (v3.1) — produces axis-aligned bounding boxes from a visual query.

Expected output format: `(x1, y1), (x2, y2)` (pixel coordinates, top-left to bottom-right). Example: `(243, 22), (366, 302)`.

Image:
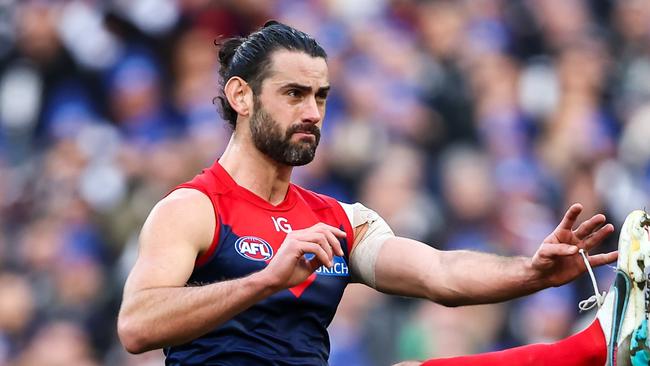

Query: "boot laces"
(577, 248), (606, 312)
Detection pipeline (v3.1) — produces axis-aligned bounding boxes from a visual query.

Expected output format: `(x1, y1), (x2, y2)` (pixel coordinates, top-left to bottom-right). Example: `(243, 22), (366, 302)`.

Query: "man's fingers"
(292, 223), (347, 259)
(301, 241), (332, 268)
(587, 251), (619, 267)
(298, 232), (333, 263)
(314, 223), (347, 238)
(326, 225), (347, 238)
(293, 224), (346, 241)
(556, 203), (583, 231)
(573, 214), (607, 240)
(582, 223), (615, 250)
(322, 229), (344, 257)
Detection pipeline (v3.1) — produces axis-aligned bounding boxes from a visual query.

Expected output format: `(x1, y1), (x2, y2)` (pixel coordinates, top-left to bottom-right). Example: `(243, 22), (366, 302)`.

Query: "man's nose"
(301, 97), (322, 124)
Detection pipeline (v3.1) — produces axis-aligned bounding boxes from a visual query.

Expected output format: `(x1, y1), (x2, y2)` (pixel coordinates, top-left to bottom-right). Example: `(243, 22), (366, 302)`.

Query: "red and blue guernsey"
(163, 161), (356, 366)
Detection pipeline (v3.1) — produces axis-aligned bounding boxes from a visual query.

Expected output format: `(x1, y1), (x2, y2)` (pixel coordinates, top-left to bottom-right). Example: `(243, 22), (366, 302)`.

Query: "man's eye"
(288, 90), (300, 97)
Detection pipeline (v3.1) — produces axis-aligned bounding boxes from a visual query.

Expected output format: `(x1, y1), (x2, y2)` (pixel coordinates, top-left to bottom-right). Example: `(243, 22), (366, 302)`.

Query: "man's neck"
(219, 135), (293, 206)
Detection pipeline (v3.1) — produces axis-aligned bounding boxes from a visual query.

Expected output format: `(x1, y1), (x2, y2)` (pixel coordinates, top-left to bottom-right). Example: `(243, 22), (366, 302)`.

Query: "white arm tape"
(340, 202), (395, 288)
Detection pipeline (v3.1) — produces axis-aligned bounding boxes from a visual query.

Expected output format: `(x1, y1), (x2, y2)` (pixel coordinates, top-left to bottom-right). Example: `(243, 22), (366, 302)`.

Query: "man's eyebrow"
(317, 85), (331, 95)
(281, 83), (331, 94)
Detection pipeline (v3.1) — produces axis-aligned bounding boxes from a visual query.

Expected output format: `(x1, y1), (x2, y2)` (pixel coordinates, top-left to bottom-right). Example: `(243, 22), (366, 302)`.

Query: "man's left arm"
(369, 203), (617, 306)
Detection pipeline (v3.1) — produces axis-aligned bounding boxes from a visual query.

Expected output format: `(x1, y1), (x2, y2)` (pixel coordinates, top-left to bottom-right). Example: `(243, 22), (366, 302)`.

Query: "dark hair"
(216, 20), (327, 128)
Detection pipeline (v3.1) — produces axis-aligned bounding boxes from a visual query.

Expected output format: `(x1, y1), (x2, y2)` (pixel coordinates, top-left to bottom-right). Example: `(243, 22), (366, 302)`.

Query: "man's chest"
(191, 198), (350, 302)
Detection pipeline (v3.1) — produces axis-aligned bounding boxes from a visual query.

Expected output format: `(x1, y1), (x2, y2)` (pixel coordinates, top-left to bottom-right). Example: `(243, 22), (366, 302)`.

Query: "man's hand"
(262, 223), (346, 291)
(531, 203), (617, 287)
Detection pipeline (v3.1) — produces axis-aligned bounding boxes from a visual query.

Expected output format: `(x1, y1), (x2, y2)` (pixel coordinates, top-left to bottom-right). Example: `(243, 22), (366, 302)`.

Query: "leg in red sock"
(420, 319), (606, 366)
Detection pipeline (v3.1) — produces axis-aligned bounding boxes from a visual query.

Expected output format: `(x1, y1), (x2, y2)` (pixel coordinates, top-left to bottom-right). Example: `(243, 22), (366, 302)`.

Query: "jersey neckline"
(208, 160), (298, 211)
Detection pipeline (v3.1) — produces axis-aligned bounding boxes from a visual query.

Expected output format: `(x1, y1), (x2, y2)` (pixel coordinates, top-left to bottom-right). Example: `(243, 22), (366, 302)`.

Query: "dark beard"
(249, 99), (321, 166)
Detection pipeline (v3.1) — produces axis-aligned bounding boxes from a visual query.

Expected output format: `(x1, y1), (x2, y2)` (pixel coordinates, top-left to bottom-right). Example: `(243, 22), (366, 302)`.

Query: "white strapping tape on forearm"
(340, 202), (395, 288)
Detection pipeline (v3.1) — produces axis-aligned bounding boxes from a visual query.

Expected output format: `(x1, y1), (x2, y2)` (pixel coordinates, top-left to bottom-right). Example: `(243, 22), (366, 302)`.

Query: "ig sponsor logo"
(271, 216), (292, 233)
(235, 236), (273, 261)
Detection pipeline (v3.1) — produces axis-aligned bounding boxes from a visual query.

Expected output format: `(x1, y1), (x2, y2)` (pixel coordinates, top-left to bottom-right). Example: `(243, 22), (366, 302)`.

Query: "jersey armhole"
(168, 184), (220, 268)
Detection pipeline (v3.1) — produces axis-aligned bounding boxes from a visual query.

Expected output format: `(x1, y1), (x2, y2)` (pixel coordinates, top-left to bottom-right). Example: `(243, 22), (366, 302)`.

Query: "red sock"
(421, 318), (606, 366)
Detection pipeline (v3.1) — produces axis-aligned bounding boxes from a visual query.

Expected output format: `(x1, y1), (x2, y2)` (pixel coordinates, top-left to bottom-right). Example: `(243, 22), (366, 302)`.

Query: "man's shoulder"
(158, 188), (214, 215)
(143, 187), (216, 252)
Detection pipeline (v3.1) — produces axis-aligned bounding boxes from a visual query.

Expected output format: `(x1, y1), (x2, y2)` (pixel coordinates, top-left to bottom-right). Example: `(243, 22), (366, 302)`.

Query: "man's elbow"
(117, 316), (152, 354)
(434, 297), (466, 307)
(427, 294), (463, 308)
(425, 286), (469, 308)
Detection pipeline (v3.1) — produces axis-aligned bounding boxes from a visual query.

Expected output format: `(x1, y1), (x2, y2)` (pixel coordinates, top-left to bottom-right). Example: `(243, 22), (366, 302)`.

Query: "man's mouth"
(292, 132), (316, 142)
(287, 124), (320, 143)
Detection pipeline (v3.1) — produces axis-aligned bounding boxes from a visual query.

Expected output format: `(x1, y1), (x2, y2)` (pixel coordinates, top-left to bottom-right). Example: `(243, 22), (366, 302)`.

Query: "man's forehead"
(266, 50), (329, 87)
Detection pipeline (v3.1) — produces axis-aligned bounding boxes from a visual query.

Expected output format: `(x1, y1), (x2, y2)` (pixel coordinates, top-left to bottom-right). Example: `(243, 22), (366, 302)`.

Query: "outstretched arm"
(371, 203), (617, 306)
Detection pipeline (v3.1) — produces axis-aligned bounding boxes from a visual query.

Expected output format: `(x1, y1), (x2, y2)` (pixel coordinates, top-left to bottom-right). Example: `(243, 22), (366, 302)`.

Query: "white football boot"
(591, 210), (650, 366)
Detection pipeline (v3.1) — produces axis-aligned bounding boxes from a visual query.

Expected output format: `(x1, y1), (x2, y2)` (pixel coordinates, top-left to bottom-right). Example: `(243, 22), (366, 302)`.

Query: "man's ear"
(224, 76), (253, 117)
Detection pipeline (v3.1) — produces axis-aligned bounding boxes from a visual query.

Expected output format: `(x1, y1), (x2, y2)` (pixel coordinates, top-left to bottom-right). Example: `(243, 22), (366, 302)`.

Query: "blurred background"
(1, 0), (650, 365)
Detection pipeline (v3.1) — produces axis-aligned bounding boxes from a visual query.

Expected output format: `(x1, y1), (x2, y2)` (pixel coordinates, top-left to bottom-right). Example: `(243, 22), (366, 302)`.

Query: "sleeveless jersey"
(163, 161), (355, 366)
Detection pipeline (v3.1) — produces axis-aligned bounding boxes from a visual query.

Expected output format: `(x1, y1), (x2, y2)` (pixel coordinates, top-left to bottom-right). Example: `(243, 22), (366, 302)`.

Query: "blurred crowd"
(1, 0), (650, 365)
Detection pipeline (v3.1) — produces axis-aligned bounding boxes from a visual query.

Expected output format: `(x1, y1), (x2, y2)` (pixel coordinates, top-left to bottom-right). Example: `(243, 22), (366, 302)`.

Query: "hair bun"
(218, 37), (245, 69)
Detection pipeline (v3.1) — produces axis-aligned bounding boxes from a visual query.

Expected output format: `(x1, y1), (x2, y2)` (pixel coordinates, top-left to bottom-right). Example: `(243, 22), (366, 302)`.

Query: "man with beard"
(117, 21), (645, 365)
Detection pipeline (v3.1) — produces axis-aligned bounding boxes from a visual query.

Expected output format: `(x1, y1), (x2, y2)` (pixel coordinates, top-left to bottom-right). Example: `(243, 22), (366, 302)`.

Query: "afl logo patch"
(235, 236), (273, 261)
